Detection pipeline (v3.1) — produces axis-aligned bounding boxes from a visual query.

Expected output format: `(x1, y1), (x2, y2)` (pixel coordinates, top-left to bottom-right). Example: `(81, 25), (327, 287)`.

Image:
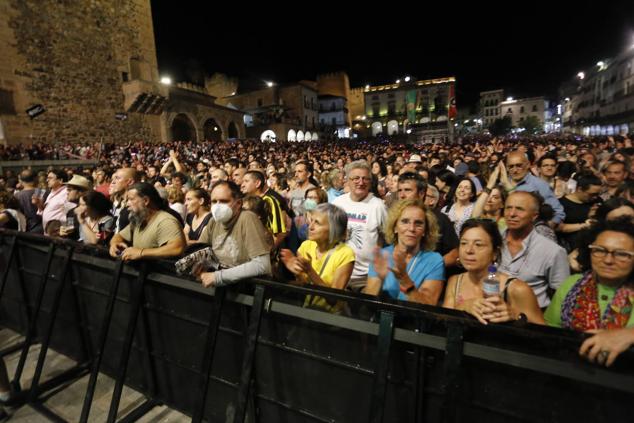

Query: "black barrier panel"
(1, 230), (634, 423)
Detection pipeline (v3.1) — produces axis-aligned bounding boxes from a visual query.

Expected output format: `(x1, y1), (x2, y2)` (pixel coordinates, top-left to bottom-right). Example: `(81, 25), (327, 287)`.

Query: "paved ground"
(0, 329), (188, 422)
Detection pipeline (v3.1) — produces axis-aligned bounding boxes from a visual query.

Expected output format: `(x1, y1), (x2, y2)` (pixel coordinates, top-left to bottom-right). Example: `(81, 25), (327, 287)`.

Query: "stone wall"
(0, 0), (162, 145)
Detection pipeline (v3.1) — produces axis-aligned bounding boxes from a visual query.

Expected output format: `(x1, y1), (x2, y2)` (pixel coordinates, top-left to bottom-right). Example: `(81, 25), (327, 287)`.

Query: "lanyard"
(317, 247), (336, 277)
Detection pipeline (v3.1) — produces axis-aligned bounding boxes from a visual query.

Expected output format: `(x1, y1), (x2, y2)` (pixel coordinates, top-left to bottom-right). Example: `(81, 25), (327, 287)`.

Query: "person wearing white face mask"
(197, 181), (272, 287)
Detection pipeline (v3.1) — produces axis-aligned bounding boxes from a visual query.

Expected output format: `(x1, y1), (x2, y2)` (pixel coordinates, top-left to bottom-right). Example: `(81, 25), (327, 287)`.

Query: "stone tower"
(316, 72), (351, 126)
(0, 0), (166, 145)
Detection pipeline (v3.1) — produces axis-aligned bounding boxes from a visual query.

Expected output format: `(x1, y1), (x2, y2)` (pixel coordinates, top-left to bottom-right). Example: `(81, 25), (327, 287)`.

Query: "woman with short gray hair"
(281, 203), (355, 313)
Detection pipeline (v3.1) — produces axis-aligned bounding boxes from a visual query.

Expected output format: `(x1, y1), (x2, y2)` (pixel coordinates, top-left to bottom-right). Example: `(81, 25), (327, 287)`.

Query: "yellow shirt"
(297, 240), (355, 313)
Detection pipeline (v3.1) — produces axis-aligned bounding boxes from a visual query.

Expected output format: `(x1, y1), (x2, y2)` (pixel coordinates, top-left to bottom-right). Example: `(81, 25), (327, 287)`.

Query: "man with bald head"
(109, 167), (140, 232)
(505, 150), (565, 225)
(498, 191), (569, 308)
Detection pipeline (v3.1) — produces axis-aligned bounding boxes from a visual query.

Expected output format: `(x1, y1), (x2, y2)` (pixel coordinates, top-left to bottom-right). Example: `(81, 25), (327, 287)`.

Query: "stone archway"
(287, 129), (297, 142)
(387, 120), (399, 135)
(170, 113), (197, 142)
(260, 130), (276, 142)
(227, 121), (239, 139)
(297, 130), (305, 142)
(371, 122), (383, 136)
(203, 118), (223, 141)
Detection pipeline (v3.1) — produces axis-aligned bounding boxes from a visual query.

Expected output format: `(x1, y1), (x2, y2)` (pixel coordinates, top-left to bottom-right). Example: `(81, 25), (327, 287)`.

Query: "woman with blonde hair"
(365, 199), (444, 305)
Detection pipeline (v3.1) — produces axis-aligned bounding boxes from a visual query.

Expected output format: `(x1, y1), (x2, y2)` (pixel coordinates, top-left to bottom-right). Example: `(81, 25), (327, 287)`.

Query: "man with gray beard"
(109, 182), (185, 261)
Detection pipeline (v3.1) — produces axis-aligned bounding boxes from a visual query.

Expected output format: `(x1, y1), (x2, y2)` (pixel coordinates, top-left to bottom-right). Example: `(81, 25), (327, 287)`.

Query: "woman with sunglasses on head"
(545, 217), (634, 367)
(443, 218), (544, 324)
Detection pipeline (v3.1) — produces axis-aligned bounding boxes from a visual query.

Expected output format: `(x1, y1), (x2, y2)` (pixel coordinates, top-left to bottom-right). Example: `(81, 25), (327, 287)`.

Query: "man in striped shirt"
(241, 170), (289, 248)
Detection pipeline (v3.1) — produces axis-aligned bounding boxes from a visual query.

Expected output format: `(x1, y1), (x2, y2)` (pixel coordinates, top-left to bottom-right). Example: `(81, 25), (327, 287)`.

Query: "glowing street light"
(160, 76), (172, 85)
(506, 96), (514, 101)
(365, 84), (370, 89)
(577, 72), (585, 80)
(266, 81), (274, 88)
(396, 79), (401, 84)
(404, 76), (411, 82)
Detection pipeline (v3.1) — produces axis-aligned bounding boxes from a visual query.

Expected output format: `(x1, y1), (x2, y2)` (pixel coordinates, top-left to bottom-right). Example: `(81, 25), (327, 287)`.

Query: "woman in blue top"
(365, 199), (445, 304)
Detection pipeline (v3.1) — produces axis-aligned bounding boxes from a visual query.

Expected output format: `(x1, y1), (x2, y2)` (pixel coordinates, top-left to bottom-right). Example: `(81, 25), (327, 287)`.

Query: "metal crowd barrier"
(0, 229), (633, 423)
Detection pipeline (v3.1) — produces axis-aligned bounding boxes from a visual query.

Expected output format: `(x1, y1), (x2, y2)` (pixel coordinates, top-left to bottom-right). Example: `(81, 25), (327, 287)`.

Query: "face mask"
(304, 199), (318, 211)
(211, 203), (233, 224)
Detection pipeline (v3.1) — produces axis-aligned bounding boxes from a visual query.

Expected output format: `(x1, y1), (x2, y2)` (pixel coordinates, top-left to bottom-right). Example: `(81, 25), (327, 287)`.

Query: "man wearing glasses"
(505, 151), (565, 227)
(333, 160), (387, 292)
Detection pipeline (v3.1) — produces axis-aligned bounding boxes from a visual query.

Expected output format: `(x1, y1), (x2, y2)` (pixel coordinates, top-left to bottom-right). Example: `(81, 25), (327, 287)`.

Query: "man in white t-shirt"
(333, 160), (387, 291)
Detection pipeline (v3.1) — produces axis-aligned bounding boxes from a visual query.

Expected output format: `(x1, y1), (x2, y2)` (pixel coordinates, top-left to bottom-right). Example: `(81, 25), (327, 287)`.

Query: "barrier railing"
(0, 229), (633, 422)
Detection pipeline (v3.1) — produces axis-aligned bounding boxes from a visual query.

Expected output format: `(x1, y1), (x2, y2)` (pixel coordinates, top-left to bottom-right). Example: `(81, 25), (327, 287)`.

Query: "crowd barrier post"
(192, 286), (227, 423)
(441, 323), (465, 423)
(79, 260), (124, 423)
(12, 242), (57, 396)
(0, 235), (16, 299)
(105, 261), (159, 423)
(0, 235), (29, 358)
(233, 284), (267, 423)
(413, 319), (430, 423)
(369, 310), (395, 423)
(27, 246), (78, 401)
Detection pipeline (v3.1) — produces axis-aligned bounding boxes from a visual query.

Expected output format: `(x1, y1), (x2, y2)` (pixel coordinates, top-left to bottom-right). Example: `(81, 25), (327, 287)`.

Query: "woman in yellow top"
(281, 203), (354, 312)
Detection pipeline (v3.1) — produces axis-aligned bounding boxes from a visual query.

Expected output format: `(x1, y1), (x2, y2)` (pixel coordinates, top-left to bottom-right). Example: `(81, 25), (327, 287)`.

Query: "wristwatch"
(516, 313), (528, 323)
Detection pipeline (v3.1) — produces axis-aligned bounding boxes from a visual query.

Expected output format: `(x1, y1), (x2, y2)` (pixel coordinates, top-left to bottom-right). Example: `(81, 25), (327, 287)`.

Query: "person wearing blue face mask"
(197, 181), (272, 288)
(297, 187), (328, 242)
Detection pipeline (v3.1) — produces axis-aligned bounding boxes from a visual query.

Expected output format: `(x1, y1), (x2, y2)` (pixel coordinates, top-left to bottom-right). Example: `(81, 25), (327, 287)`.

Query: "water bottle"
(482, 265), (500, 298)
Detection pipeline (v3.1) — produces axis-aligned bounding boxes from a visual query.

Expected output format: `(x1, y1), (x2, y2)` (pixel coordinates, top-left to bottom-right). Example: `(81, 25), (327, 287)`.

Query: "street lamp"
(160, 76), (172, 85)
(266, 81), (274, 88)
(577, 72), (585, 80)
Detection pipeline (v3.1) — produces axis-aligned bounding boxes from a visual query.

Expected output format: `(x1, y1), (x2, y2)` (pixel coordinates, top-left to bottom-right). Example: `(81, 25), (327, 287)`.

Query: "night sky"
(151, 1), (634, 111)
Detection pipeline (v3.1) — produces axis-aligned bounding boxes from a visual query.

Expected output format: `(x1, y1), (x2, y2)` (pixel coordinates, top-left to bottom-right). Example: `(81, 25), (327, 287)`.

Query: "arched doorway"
(203, 118), (223, 142)
(171, 114), (197, 142)
(387, 120), (398, 135)
(228, 121), (239, 139)
(371, 122), (383, 136)
(287, 129), (297, 142)
(297, 130), (305, 142)
(305, 131), (312, 142)
(260, 130), (276, 142)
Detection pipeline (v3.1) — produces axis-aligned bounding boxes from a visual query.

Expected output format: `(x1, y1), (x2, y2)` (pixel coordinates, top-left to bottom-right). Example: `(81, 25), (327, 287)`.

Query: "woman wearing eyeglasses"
(365, 199), (444, 305)
(545, 217), (634, 367)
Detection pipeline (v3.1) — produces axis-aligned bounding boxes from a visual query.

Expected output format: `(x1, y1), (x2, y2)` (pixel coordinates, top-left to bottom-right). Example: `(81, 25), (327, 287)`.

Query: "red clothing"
(95, 183), (110, 199)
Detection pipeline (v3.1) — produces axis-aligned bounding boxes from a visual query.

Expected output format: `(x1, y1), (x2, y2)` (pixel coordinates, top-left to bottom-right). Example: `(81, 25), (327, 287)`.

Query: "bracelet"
(484, 187), (492, 194)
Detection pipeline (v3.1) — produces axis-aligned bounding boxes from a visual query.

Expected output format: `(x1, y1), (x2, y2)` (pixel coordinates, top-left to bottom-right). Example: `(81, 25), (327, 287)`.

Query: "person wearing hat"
(402, 154), (424, 173)
(59, 174), (91, 240)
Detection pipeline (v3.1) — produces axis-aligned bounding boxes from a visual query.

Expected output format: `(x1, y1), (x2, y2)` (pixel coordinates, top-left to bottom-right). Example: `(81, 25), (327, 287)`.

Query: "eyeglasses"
(588, 245), (634, 262)
(349, 176), (372, 183)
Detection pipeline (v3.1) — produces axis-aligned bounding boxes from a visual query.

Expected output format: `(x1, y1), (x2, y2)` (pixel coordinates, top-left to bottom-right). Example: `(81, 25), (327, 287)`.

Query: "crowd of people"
(1, 134), (634, 369)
